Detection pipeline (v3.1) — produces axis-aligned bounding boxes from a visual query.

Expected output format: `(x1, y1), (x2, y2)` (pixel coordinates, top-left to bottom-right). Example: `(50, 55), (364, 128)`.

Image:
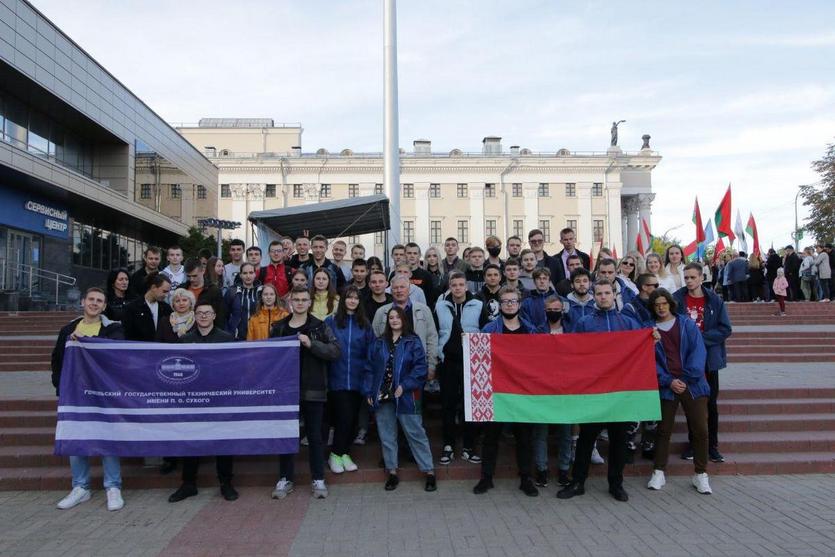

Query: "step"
(672, 413), (835, 433)
(722, 388), (835, 399)
(727, 354), (835, 363)
(727, 345), (835, 354)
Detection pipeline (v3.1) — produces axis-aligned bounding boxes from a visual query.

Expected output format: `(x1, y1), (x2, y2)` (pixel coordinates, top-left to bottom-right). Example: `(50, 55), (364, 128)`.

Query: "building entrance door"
(4, 229), (41, 291)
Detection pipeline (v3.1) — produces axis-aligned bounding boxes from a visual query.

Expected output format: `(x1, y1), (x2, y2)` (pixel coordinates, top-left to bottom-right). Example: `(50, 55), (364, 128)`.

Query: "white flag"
(734, 210), (748, 252)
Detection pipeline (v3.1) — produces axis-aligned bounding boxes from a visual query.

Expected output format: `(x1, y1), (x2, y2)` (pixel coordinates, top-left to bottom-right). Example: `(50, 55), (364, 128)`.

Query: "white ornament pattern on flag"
(468, 333), (494, 421)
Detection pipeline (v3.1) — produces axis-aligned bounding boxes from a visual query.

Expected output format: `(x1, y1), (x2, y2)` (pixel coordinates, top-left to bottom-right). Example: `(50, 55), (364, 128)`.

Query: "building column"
(638, 193), (656, 242)
(469, 182), (485, 247)
(624, 196), (640, 253)
(576, 182), (593, 252)
(607, 182), (624, 257)
(359, 182), (378, 258)
(522, 183), (539, 239)
(414, 182), (430, 248)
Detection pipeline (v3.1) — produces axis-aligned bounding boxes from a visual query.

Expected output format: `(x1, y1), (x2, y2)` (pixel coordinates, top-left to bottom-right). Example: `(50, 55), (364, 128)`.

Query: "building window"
(265, 184), (276, 198)
(348, 184), (359, 198)
(513, 219), (524, 238)
(221, 184), (231, 198)
(539, 219), (551, 243)
(592, 183), (603, 196)
(375, 231), (385, 244)
(347, 235), (360, 244)
(565, 183), (576, 197)
(485, 183), (496, 198)
(375, 183), (384, 195)
(485, 219), (497, 238)
(593, 219), (605, 243)
(403, 183), (414, 198)
(170, 184), (181, 199)
(71, 222), (143, 271)
(140, 184), (152, 199)
(320, 184), (331, 198)
(403, 220), (415, 243)
(538, 183), (550, 197)
(197, 185), (207, 199)
(512, 183), (522, 197)
(430, 183), (441, 198)
(293, 184), (303, 198)
(457, 220), (469, 243)
(566, 219), (577, 231)
(457, 183), (468, 198)
(430, 220), (441, 244)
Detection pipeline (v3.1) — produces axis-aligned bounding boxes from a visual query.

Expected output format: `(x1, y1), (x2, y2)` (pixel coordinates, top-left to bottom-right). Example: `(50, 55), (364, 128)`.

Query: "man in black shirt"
(129, 246), (161, 298)
(363, 270), (393, 323)
(405, 242), (437, 305)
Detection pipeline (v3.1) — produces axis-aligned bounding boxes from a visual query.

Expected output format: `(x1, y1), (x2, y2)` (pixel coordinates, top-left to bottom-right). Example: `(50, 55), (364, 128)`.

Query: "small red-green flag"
(693, 198), (706, 244)
(683, 240), (699, 261)
(714, 184), (735, 242)
(746, 213), (760, 257)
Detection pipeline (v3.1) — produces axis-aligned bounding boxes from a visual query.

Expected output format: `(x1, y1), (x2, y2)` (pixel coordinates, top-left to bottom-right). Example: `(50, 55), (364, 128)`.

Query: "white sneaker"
(598, 429), (609, 442)
(341, 454), (358, 472)
(300, 436), (309, 446)
(106, 487), (124, 511)
(647, 470), (666, 490)
(57, 487), (91, 510)
(271, 478), (294, 499)
(591, 445), (605, 465)
(328, 453), (345, 474)
(692, 472), (712, 494)
(312, 479), (328, 499)
(353, 428), (367, 446)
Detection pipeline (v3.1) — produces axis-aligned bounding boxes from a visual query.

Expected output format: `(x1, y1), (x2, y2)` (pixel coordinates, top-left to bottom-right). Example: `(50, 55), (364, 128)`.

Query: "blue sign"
(0, 186), (70, 239)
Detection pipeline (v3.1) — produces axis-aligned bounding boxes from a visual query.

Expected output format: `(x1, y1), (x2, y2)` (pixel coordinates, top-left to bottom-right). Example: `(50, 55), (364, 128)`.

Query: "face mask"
(500, 309), (519, 320)
(545, 310), (563, 323)
(487, 247), (501, 258)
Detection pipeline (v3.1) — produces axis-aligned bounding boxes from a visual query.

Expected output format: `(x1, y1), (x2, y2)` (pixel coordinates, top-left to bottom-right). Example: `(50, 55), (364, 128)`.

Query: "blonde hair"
(645, 253), (668, 277)
(170, 288), (196, 310)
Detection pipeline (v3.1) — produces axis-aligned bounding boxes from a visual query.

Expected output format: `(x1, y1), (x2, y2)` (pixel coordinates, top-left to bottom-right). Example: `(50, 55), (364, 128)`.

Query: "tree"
(650, 235), (682, 256)
(805, 142), (835, 244)
(178, 226), (231, 261)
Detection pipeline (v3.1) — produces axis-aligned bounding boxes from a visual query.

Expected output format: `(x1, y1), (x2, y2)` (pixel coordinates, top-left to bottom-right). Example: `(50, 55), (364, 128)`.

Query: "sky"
(31, 0), (835, 248)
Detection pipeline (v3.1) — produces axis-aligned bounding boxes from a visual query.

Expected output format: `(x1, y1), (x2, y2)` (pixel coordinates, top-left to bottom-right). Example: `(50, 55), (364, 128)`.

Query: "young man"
(477, 264), (503, 325)
(183, 258), (226, 328)
(349, 258), (370, 298)
(350, 244), (366, 261)
(502, 257), (525, 295)
(527, 229), (549, 267)
(281, 237), (295, 260)
(782, 245), (802, 301)
(129, 246), (161, 297)
(224, 239), (245, 289)
(532, 295), (572, 488)
(331, 240), (352, 282)
(506, 235), (523, 260)
(387, 244), (408, 280)
(521, 267), (559, 330)
(224, 262), (261, 340)
(465, 247), (487, 294)
(245, 245), (262, 268)
(549, 227), (591, 286)
(441, 237), (467, 282)
(52, 287), (125, 511)
(558, 280), (640, 503)
(594, 258), (636, 311)
(435, 272), (484, 465)
(364, 270), (393, 323)
(270, 287), (341, 500)
(405, 242), (437, 304)
(485, 236), (503, 269)
(564, 268), (595, 333)
(160, 245), (185, 293)
(122, 273), (172, 342)
(168, 303), (237, 503)
(289, 236), (311, 269)
(519, 249), (537, 291)
(302, 235), (347, 290)
(622, 273), (658, 328)
(725, 251), (749, 302)
(262, 240), (293, 297)
(554, 254), (583, 297)
(673, 262), (732, 463)
(474, 286), (542, 497)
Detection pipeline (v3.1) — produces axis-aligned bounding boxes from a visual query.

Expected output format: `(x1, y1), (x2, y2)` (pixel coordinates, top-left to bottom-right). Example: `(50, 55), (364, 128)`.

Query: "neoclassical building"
(177, 120), (660, 258)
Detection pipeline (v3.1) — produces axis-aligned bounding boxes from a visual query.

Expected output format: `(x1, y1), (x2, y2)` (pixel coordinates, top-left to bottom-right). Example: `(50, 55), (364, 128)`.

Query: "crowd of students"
(51, 227), (733, 512)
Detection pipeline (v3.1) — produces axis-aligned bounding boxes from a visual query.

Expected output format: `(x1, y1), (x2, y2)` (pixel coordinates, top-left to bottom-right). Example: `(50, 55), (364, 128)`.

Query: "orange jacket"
(246, 306), (289, 340)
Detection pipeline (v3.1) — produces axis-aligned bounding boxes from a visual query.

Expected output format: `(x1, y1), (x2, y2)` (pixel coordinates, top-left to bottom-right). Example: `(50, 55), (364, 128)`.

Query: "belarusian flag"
(746, 213), (760, 257)
(693, 197), (706, 243)
(683, 240), (699, 261)
(463, 331), (661, 423)
(714, 184), (735, 242)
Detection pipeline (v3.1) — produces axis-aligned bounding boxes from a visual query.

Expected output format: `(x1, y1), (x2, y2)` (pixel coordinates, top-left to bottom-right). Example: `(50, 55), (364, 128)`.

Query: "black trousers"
(182, 456), (234, 486)
(329, 390), (361, 456)
(480, 422), (532, 479)
(439, 359), (478, 449)
(572, 422), (628, 489)
(280, 401), (326, 481)
(689, 369), (720, 449)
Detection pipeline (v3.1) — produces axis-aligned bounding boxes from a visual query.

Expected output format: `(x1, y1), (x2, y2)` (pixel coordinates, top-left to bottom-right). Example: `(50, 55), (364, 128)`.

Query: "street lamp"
(660, 224), (683, 241)
(198, 218), (241, 258)
(794, 182), (821, 251)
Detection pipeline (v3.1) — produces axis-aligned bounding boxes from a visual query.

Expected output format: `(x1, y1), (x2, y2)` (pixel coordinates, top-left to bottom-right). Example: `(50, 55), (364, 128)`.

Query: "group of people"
(51, 226), (733, 512)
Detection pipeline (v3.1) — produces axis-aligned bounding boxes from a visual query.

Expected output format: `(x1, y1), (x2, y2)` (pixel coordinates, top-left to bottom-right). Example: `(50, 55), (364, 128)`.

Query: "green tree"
(805, 142), (835, 244)
(177, 226), (231, 261)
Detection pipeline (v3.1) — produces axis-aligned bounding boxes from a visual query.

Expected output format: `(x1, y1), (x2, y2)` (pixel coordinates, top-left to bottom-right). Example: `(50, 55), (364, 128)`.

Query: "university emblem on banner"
(156, 356), (200, 385)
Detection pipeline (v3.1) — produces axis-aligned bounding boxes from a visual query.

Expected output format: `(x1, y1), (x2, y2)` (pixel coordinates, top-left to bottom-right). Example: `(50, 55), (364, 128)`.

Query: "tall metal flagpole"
(384, 0), (401, 257)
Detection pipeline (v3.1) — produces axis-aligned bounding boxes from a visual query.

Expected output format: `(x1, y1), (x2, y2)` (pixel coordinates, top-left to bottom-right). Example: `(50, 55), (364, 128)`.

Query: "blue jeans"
(70, 456), (121, 489)
(532, 424), (572, 472)
(375, 402), (434, 473)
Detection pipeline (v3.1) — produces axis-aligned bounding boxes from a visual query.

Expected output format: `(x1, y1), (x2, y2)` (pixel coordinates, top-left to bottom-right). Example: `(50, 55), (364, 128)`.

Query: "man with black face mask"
(485, 235), (504, 270)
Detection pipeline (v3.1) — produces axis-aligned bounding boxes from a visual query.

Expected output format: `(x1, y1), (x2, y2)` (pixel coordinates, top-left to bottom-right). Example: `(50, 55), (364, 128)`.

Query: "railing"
(169, 122), (303, 129)
(0, 259), (77, 306)
(202, 149), (653, 160)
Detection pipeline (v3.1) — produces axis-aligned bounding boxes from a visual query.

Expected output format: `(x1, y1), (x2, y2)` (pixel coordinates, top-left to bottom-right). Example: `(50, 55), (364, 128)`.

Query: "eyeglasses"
(500, 299), (520, 306)
(529, 239), (544, 245)
(195, 311), (215, 317)
(621, 262), (635, 267)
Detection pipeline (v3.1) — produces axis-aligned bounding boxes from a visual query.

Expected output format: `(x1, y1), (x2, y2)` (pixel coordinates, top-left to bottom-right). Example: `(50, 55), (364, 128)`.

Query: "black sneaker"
(681, 447), (694, 460)
(609, 486), (629, 502)
(473, 478), (494, 494)
(384, 474), (399, 491)
(556, 482), (585, 500)
(220, 483), (239, 501)
(159, 458), (177, 475)
(557, 470), (571, 486)
(461, 448), (482, 464)
(168, 483), (198, 503)
(519, 476), (539, 497)
(709, 448), (725, 463)
(439, 445), (454, 465)
(534, 469), (548, 487)
(424, 474), (437, 492)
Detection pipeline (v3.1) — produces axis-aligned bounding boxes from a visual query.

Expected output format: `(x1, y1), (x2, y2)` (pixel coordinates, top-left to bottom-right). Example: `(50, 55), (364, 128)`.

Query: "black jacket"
(180, 326), (235, 344)
(128, 267), (155, 298)
(548, 249), (591, 286)
(121, 297), (173, 341)
(104, 292), (136, 322)
(51, 316), (124, 394)
(270, 315), (340, 402)
(784, 252), (802, 278)
(180, 281), (226, 329)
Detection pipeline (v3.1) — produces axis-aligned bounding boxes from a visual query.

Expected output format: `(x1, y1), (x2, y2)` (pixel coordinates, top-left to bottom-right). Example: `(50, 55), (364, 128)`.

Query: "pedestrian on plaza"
(646, 288), (713, 495)
(799, 247), (817, 301)
(270, 287), (341, 500)
(246, 284), (289, 340)
(814, 244), (831, 302)
(288, 236), (311, 269)
(747, 254), (766, 302)
(366, 256), (385, 274)
(363, 306), (437, 492)
(766, 249), (783, 300)
(664, 245), (686, 291)
(224, 262), (261, 340)
(157, 288), (196, 342)
(558, 280), (640, 503)
(331, 240), (352, 283)
(673, 262), (732, 463)
(622, 273), (658, 327)
(128, 246), (162, 297)
(387, 264), (427, 306)
(782, 246), (802, 301)
(441, 237), (467, 285)
(474, 286), (542, 497)
(168, 303), (238, 503)
(283, 269), (308, 308)
(104, 268), (134, 322)
(122, 272), (172, 341)
(262, 240), (293, 297)
(726, 251), (750, 302)
(506, 235), (524, 260)
(645, 253), (677, 292)
(827, 243), (835, 300)
(324, 286), (375, 474)
(223, 239), (245, 289)
(485, 235), (504, 269)
(310, 267), (339, 320)
(772, 268), (789, 317)
(52, 287), (126, 512)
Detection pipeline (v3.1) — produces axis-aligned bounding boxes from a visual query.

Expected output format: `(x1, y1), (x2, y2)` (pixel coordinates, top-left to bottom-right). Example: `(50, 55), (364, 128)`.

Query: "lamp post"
(383, 0), (401, 260)
(198, 218), (241, 258)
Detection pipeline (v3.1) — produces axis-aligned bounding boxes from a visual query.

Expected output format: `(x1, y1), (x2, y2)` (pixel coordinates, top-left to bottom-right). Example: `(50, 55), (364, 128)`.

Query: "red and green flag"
(714, 184), (735, 242)
(693, 197), (706, 243)
(746, 213), (760, 257)
(683, 240), (699, 261)
(463, 331), (661, 423)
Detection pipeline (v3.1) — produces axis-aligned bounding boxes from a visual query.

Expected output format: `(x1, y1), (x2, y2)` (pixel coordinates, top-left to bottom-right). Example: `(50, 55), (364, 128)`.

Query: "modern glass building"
(0, 0), (217, 306)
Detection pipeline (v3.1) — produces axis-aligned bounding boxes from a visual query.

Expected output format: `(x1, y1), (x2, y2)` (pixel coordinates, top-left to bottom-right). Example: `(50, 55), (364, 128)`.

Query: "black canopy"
(249, 194), (390, 239)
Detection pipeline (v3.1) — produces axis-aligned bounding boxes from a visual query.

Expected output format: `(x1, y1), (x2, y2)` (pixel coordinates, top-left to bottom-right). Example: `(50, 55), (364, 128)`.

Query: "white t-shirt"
(146, 300), (159, 328)
(224, 262), (241, 288)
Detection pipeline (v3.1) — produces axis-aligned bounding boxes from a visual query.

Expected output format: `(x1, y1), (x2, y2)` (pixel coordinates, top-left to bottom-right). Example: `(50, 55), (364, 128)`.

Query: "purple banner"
(55, 336), (300, 457)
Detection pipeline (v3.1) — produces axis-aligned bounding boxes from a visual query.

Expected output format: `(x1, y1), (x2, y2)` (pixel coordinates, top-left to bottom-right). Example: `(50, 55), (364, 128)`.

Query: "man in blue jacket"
(564, 268), (595, 333)
(558, 279), (640, 503)
(593, 258), (636, 311)
(673, 262), (732, 463)
(521, 267), (560, 330)
(725, 251), (749, 302)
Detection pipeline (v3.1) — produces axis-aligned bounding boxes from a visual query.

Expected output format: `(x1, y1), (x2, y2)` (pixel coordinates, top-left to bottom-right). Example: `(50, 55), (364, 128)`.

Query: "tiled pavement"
(2, 475), (835, 557)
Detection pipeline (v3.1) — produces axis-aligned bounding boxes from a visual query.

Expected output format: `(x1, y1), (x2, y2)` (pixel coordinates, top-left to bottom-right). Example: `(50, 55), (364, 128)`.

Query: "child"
(773, 268), (788, 316)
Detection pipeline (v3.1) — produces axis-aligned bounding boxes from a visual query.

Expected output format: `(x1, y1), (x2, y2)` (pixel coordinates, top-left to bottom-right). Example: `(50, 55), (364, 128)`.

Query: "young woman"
(104, 268), (134, 322)
(324, 286), (375, 474)
(423, 246), (443, 292)
(747, 254), (766, 302)
(617, 256), (640, 294)
(285, 270), (309, 305)
(363, 306), (437, 492)
(645, 253), (676, 292)
(646, 288), (712, 495)
(206, 256), (226, 295)
(664, 245), (686, 291)
(366, 256), (385, 275)
(158, 288), (197, 342)
(310, 268), (339, 320)
(799, 246), (817, 301)
(247, 284), (289, 340)
(518, 249), (537, 291)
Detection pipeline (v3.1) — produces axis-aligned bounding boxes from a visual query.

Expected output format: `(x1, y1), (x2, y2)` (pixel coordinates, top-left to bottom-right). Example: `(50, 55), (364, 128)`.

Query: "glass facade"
(71, 221), (147, 271)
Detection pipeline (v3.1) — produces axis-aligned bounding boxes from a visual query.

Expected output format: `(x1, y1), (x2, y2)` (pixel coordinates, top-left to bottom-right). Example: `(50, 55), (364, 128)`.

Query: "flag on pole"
(636, 232), (645, 256)
(693, 198), (706, 244)
(641, 218), (652, 251)
(735, 210), (748, 252)
(712, 237), (726, 263)
(714, 184), (735, 242)
(683, 240), (698, 262)
(698, 220), (715, 260)
(612, 246), (619, 260)
(746, 213), (760, 257)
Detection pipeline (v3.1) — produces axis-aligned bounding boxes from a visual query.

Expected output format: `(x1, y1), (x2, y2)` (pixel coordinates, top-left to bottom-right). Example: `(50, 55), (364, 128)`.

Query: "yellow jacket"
(246, 306), (289, 340)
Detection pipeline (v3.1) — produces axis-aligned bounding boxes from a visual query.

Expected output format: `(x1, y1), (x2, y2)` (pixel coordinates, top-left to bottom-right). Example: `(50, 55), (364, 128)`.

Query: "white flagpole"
(384, 0), (401, 257)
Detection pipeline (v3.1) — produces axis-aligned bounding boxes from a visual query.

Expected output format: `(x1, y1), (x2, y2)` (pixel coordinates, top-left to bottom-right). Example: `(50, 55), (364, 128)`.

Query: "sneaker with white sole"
(300, 436), (309, 446)
(57, 487), (91, 510)
(461, 448), (482, 464)
(591, 445), (605, 465)
(271, 478), (294, 499)
(439, 445), (454, 465)
(106, 487), (124, 511)
(328, 453), (344, 474)
(353, 428), (367, 446)
(598, 429), (609, 442)
(647, 470), (666, 490)
(341, 454), (358, 472)
(312, 479), (328, 499)
(692, 473), (712, 494)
